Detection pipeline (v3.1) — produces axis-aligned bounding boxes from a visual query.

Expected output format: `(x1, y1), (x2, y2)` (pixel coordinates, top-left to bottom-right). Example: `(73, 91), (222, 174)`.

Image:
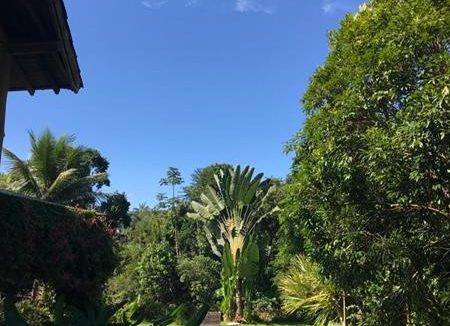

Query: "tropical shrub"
(276, 255), (340, 325)
(107, 206), (187, 321)
(177, 255), (221, 307)
(15, 298), (52, 326)
(248, 294), (279, 323)
(136, 241), (182, 304)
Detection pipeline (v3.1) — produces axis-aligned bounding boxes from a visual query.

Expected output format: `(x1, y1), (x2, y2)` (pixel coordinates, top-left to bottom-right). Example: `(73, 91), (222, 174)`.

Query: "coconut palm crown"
(2, 129), (109, 207)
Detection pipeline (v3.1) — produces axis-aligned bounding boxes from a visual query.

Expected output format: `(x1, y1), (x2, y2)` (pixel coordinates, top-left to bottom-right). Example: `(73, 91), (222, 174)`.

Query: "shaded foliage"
(99, 192), (131, 228)
(0, 191), (117, 311)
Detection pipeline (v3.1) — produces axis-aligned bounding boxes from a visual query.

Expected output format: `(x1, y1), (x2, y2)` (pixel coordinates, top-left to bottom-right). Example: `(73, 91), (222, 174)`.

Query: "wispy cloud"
(184, 0), (199, 7)
(140, 0), (169, 9)
(322, 0), (353, 14)
(234, 0), (273, 14)
(139, 0), (274, 13)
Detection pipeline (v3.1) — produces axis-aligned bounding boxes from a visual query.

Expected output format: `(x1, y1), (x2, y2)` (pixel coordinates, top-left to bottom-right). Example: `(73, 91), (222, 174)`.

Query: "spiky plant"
(188, 165), (274, 321)
(276, 255), (340, 325)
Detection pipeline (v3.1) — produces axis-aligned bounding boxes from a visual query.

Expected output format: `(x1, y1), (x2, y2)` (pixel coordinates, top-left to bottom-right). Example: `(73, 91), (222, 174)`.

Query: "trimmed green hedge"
(0, 191), (117, 307)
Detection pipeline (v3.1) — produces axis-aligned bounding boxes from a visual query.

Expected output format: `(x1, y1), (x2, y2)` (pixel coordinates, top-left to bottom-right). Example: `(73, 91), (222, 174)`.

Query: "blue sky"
(3, 0), (362, 207)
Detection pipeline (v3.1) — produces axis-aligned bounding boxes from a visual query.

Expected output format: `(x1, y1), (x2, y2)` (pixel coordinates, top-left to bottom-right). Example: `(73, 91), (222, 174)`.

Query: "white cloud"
(235, 0), (273, 14)
(140, 0), (169, 9)
(322, 0), (353, 14)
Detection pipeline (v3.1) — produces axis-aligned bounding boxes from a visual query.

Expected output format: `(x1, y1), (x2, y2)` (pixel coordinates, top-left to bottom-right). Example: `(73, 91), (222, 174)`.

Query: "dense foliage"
(283, 0), (450, 324)
(99, 192), (132, 228)
(177, 255), (221, 307)
(2, 1), (448, 325)
(0, 191), (116, 310)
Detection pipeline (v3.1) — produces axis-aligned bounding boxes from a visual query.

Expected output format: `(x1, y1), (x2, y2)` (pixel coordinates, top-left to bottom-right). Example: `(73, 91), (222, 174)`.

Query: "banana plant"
(188, 165), (274, 321)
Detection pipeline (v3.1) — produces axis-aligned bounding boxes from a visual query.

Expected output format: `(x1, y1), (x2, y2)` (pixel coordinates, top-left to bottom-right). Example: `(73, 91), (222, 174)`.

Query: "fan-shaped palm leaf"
(276, 255), (339, 325)
(188, 165), (274, 321)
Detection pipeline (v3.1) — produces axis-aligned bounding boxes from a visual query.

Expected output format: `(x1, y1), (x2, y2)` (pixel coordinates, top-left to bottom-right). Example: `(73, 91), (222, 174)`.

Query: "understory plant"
(276, 255), (341, 325)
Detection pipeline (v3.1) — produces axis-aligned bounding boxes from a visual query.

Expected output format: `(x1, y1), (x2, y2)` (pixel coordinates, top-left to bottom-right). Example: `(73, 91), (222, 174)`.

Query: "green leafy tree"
(155, 192), (169, 210)
(136, 241), (182, 305)
(160, 167), (184, 208)
(188, 165), (274, 321)
(177, 255), (221, 307)
(107, 206), (184, 321)
(160, 167), (184, 255)
(284, 0), (449, 324)
(184, 163), (232, 202)
(99, 192), (131, 228)
(2, 129), (109, 207)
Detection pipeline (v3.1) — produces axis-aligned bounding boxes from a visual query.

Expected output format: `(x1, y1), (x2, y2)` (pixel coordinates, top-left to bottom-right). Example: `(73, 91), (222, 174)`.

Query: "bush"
(106, 211), (182, 321)
(16, 298), (52, 326)
(249, 295), (279, 323)
(177, 255), (221, 307)
(0, 191), (117, 310)
(136, 241), (182, 304)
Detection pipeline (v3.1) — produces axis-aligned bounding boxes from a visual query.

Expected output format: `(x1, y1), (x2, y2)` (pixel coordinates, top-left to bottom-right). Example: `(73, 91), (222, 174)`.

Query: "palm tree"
(188, 165), (274, 321)
(159, 166), (184, 256)
(2, 129), (108, 207)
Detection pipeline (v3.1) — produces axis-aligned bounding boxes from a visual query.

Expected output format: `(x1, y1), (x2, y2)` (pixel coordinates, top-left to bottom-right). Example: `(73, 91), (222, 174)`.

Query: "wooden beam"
(40, 53), (61, 94)
(13, 58), (36, 95)
(0, 48), (11, 164)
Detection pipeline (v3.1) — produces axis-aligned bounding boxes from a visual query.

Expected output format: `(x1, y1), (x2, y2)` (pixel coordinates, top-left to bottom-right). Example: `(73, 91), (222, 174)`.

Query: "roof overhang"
(0, 0), (83, 94)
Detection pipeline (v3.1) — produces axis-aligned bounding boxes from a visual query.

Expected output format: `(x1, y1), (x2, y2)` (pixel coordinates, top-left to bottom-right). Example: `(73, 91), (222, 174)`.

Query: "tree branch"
(387, 203), (449, 220)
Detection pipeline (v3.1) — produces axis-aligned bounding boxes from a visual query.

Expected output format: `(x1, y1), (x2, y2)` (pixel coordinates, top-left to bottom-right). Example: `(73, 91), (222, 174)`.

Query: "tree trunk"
(171, 184), (180, 256)
(31, 279), (39, 300)
(405, 301), (411, 325)
(234, 278), (244, 322)
(341, 291), (347, 326)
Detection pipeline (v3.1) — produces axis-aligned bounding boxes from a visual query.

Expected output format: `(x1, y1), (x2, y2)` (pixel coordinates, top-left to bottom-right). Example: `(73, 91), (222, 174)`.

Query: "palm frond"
(2, 148), (42, 197)
(276, 255), (339, 325)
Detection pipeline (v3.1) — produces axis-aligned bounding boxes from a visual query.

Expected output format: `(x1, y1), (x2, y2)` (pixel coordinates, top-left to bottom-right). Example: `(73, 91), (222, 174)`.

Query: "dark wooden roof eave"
(49, 0), (83, 93)
(0, 0), (84, 94)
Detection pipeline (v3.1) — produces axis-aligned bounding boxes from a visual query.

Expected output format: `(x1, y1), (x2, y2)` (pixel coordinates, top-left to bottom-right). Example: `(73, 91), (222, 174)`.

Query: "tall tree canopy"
(284, 0), (449, 324)
(159, 166), (184, 206)
(3, 129), (109, 207)
(99, 192), (131, 228)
